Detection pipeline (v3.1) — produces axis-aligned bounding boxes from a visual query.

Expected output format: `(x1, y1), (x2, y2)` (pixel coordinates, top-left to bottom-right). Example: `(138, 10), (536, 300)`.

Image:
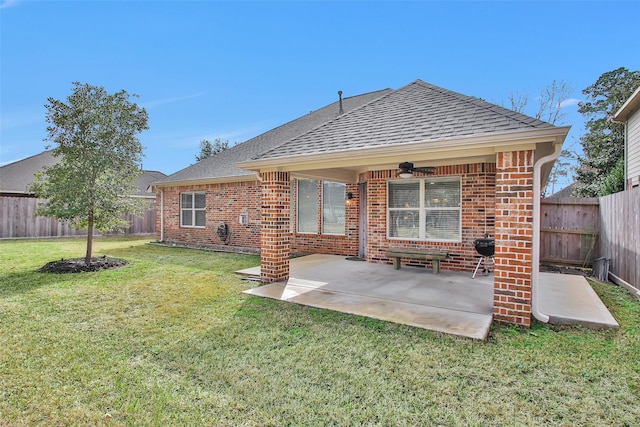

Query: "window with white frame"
(322, 181), (346, 234)
(181, 192), (206, 227)
(296, 179), (318, 233)
(295, 179), (346, 235)
(387, 177), (461, 241)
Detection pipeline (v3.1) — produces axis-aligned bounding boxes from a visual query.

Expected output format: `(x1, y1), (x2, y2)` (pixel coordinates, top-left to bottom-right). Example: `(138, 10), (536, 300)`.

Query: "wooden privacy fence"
(0, 196), (156, 239)
(599, 187), (640, 292)
(540, 197), (600, 267)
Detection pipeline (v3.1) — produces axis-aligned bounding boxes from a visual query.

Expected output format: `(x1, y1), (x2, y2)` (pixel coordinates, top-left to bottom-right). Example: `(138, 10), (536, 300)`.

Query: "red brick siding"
(493, 150), (534, 328)
(156, 180), (261, 251)
(260, 172), (290, 283)
(364, 163), (496, 272)
(290, 180), (359, 256)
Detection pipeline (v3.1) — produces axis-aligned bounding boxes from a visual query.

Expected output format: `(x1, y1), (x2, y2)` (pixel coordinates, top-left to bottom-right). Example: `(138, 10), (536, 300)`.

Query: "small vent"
(239, 213), (249, 225)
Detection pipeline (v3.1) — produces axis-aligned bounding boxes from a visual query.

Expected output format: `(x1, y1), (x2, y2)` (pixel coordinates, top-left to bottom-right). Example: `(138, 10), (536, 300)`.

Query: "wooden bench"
(385, 248), (449, 274)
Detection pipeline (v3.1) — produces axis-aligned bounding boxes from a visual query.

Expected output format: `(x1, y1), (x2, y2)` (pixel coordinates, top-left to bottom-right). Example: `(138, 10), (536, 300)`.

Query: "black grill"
(472, 238), (495, 278)
(474, 238), (495, 257)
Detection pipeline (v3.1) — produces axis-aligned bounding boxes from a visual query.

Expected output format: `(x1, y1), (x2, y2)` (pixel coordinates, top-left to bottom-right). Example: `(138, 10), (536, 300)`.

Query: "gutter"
(531, 141), (563, 323)
(236, 127), (571, 171)
(160, 188), (164, 242)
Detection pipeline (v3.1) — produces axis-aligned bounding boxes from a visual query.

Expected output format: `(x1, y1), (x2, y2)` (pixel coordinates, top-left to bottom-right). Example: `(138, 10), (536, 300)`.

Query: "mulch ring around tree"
(37, 256), (129, 273)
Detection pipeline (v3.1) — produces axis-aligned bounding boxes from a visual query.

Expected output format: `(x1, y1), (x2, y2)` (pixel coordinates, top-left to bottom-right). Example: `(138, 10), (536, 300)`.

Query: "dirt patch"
(540, 263), (592, 276)
(37, 256), (129, 273)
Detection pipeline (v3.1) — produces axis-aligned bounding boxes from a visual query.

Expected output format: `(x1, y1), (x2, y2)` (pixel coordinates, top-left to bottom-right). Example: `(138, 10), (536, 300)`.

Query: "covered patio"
(240, 254), (494, 340)
(239, 254), (619, 340)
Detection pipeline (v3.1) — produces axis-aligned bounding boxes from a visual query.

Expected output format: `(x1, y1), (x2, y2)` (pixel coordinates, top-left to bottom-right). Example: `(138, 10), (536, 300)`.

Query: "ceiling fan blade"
(397, 162), (435, 176)
(413, 166), (436, 174)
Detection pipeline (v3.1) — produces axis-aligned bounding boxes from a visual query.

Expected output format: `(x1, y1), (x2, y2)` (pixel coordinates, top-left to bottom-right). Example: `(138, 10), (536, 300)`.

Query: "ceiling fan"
(397, 162), (436, 178)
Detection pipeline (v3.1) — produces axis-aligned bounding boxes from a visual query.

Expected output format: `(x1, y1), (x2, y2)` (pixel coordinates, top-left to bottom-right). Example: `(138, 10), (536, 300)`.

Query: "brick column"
(494, 150), (534, 327)
(365, 170), (392, 262)
(260, 171), (290, 283)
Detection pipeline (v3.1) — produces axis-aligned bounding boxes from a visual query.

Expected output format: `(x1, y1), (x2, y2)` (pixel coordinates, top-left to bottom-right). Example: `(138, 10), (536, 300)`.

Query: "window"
(297, 179), (318, 233)
(181, 192), (206, 227)
(295, 179), (346, 235)
(388, 177), (461, 241)
(322, 181), (346, 234)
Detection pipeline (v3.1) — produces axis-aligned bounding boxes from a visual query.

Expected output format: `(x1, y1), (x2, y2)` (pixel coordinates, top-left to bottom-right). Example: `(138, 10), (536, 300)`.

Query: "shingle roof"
(546, 183), (576, 199)
(253, 80), (555, 161)
(0, 150), (166, 198)
(132, 170), (167, 197)
(156, 89), (393, 185)
(0, 151), (59, 194)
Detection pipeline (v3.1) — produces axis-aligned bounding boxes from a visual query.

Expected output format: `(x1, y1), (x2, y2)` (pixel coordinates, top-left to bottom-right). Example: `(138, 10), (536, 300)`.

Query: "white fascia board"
(613, 86), (640, 122)
(237, 127), (571, 172)
(291, 168), (359, 184)
(152, 173), (259, 189)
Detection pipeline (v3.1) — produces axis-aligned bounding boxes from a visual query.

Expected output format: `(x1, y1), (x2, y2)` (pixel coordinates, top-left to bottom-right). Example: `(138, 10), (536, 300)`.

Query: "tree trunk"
(85, 210), (94, 265)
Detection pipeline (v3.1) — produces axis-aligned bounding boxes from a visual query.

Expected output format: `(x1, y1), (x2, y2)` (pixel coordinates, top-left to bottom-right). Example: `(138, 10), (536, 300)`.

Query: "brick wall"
(156, 180), (261, 251)
(290, 181), (359, 256)
(157, 163), (498, 272)
(493, 150), (534, 327)
(260, 171), (290, 283)
(364, 163), (496, 272)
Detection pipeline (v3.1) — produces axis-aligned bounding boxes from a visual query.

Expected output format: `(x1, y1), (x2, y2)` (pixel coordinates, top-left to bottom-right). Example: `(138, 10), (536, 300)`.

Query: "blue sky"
(1, 1), (639, 191)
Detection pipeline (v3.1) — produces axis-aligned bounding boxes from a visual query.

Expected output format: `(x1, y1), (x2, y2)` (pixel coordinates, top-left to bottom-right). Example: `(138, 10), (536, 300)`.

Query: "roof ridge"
(156, 87), (393, 184)
(248, 79), (559, 162)
(413, 79), (553, 127)
(251, 89), (392, 147)
(251, 87), (396, 160)
(0, 150), (54, 169)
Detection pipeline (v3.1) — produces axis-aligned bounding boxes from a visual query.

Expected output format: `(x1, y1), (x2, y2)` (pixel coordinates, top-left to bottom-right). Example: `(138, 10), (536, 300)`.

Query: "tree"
(506, 80), (576, 193)
(29, 82), (149, 265)
(507, 80), (573, 125)
(574, 67), (640, 197)
(195, 138), (229, 161)
(545, 148), (576, 197)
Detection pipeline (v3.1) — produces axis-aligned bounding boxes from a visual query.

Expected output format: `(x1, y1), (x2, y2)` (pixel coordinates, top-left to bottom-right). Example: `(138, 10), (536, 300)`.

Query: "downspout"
(160, 188), (165, 242)
(531, 141), (563, 323)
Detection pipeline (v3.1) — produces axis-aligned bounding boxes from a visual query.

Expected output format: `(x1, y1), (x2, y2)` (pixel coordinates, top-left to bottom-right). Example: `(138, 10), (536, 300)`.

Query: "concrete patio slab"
(538, 272), (619, 329)
(239, 255), (619, 339)
(245, 280), (493, 340)
(241, 254), (494, 340)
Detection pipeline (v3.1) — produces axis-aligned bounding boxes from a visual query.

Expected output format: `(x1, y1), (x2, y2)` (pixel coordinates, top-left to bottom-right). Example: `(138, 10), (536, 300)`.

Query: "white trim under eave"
(236, 126), (571, 172)
(152, 173), (260, 189)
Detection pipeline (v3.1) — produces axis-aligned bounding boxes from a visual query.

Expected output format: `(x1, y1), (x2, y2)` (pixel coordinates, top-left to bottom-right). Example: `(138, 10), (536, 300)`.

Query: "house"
(0, 150), (59, 197)
(546, 183), (576, 199)
(613, 85), (640, 189)
(153, 80), (570, 328)
(0, 150), (165, 238)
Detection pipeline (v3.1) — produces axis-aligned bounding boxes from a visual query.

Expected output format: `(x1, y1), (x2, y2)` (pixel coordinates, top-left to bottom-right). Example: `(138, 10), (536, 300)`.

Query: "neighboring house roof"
(546, 183), (576, 199)
(155, 89), (393, 186)
(251, 80), (555, 161)
(613, 85), (640, 188)
(613, 86), (640, 122)
(132, 170), (168, 197)
(0, 150), (165, 198)
(0, 151), (58, 194)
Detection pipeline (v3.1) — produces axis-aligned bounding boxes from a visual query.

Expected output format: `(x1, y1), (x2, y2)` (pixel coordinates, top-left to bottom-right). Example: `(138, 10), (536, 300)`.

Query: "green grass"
(1, 237), (639, 426)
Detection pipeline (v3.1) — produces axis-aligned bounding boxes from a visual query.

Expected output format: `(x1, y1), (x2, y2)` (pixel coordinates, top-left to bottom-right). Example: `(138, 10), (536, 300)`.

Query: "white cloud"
(0, 0), (19, 9)
(143, 92), (206, 108)
(559, 98), (580, 108)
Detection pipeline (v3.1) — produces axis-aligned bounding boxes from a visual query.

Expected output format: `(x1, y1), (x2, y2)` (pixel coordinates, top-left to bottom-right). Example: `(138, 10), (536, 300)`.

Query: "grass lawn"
(1, 236), (639, 426)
